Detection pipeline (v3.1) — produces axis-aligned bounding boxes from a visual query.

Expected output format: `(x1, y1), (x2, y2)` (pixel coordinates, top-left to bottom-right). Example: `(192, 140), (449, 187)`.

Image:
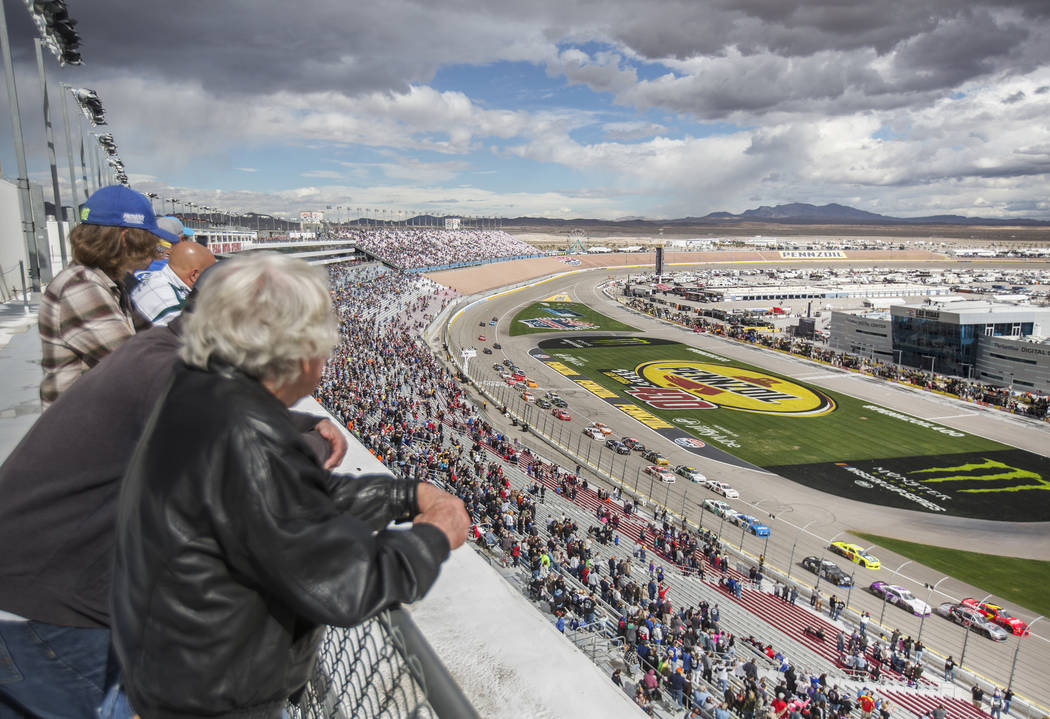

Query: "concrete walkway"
(0, 296), (42, 460)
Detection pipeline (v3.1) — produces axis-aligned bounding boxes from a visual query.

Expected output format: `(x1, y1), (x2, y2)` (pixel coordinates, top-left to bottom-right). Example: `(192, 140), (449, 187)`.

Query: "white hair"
(180, 252), (338, 388)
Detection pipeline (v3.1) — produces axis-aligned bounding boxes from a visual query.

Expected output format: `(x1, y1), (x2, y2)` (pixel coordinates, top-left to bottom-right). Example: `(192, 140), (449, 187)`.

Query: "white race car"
(870, 582), (931, 616)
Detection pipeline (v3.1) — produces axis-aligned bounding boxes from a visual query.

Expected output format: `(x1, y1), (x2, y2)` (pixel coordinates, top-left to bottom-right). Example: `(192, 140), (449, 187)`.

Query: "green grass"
(545, 339), (1006, 466)
(854, 532), (1050, 617)
(508, 301), (638, 336)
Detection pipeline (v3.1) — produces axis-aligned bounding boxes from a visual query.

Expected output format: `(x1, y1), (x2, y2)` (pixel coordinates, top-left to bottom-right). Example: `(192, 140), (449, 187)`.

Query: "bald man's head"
(167, 242), (217, 289)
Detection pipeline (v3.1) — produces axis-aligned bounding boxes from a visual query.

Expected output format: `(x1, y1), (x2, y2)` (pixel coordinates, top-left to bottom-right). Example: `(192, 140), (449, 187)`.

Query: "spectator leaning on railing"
(0, 266), (347, 719)
(105, 254), (469, 719)
(38, 185), (178, 408)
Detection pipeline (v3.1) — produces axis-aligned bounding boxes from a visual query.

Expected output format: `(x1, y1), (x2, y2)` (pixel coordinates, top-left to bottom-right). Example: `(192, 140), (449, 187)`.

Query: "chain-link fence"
(288, 608), (477, 719)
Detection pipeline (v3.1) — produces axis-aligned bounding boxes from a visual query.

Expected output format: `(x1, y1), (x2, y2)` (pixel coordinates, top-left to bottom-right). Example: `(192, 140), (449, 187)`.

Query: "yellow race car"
(829, 542), (880, 569)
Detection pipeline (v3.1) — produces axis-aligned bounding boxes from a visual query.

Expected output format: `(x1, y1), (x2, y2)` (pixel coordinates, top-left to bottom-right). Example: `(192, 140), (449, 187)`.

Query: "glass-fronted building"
(890, 301), (1050, 378)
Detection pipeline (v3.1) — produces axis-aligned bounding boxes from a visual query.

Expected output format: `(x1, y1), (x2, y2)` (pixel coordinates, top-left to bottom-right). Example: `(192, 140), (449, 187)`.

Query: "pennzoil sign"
(631, 361), (836, 417)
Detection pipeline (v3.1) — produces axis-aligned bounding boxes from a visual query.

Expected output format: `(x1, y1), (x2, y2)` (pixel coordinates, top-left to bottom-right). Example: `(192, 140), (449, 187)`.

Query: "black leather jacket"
(112, 361), (450, 719)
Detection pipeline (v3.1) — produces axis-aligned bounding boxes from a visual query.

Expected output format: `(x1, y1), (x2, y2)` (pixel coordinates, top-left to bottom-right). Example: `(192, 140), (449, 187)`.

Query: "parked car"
(960, 598), (1030, 636)
(869, 582), (931, 616)
(800, 556), (854, 587)
(553, 408), (571, 421)
(605, 439), (631, 454)
(707, 481), (739, 499)
(935, 602), (1009, 641)
(702, 499), (737, 519)
(829, 542), (881, 569)
(675, 465), (707, 483)
(729, 514), (770, 536)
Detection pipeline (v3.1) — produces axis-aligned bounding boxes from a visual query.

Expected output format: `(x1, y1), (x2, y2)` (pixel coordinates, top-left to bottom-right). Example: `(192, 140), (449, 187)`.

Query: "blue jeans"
(97, 684), (136, 719)
(0, 620), (115, 719)
(99, 684), (293, 719)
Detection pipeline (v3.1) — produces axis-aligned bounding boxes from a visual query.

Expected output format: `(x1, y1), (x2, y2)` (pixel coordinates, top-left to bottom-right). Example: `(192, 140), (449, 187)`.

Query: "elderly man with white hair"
(106, 253), (468, 718)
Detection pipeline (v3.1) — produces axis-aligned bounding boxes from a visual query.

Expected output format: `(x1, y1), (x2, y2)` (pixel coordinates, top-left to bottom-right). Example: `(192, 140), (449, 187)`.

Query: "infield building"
(830, 299), (1050, 393)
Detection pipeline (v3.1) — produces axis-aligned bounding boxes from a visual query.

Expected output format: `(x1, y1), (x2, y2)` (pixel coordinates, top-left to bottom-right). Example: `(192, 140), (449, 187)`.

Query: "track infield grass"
(508, 301), (637, 336)
(540, 338), (1006, 466)
(854, 532), (1050, 617)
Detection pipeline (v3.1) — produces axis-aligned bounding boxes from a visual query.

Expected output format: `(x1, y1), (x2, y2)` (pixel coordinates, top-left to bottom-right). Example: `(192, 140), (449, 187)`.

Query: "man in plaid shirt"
(38, 186), (177, 407)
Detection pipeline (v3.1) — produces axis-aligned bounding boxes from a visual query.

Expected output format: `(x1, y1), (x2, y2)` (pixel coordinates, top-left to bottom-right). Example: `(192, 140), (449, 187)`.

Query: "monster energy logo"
(913, 459), (1049, 493)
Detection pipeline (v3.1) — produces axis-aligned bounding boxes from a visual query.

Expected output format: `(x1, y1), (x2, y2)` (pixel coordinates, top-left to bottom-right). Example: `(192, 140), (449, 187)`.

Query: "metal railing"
(287, 607), (479, 719)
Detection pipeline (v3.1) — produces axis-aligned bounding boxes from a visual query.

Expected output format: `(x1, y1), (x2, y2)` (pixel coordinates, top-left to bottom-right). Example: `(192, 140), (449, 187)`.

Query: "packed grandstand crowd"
(625, 298), (1050, 420)
(305, 261), (1012, 719)
(324, 227), (542, 270)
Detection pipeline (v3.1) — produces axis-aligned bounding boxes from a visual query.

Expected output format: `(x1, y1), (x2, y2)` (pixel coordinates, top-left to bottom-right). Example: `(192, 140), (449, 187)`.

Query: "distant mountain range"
(509, 203), (1050, 227)
(43, 200), (1050, 228)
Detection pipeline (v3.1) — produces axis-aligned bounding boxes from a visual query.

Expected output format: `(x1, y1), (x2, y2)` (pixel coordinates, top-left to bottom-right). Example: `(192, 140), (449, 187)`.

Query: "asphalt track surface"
(440, 262), (1050, 711)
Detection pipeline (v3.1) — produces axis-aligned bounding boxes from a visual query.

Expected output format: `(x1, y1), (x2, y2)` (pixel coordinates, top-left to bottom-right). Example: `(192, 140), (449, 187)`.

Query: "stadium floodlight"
(25, 0), (81, 66)
(69, 87), (106, 126)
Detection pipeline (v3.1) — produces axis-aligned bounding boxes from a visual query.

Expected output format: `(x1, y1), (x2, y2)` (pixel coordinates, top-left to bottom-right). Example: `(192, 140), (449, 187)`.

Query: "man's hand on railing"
(315, 419), (349, 469)
(415, 483), (470, 551)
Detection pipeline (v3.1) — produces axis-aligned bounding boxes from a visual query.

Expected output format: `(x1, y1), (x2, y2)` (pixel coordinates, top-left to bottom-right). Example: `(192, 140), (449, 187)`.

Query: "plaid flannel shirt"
(39, 264), (136, 407)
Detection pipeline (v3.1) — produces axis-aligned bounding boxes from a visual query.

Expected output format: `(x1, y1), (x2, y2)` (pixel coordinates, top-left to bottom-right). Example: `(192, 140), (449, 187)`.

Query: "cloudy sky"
(2, 0), (1050, 220)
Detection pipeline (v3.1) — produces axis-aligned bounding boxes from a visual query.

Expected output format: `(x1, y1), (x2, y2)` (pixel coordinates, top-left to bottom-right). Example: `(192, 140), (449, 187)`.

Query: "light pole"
(1006, 615), (1042, 692)
(814, 531), (846, 592)
(959, 592), (993, 668)
(752, 498), (776, 559)
(786, 519), (818, 582)
(845, 544), (876, 608)
(916, 576), (949, 645)
(878, 560), (913, 628)
(1, 0), (48, 289)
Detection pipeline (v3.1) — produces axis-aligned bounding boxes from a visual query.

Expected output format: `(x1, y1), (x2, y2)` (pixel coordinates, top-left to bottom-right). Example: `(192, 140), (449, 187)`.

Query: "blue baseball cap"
(79, 185), (179, 244)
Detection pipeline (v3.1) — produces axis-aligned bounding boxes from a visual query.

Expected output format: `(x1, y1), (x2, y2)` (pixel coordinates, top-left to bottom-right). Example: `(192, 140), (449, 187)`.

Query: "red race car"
(961, 598), (1029, 636)
(552, 408), (571, 421)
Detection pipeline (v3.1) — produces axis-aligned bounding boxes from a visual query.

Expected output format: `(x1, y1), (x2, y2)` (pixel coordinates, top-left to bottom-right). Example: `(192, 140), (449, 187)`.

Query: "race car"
(642, 450), (669, 466)
(551, 397), (568, 408)
(729, 514), (770, 537)
(552, 408), (571, 421)
(483, 347), (492, 354)
(535, 398), (552, 409)
(800, 556), (854, 587)
(702, 499), (737, 519)
(675, 465), (707, 483)
(583, 426), (604, 439)
(621, 437), (646, 452)
(644, 465), (676, 483)
(478, 335), (486, 341)
(960, 598), (1030, 636)
(829, 542), (881, 570)
(935, 602), (1009, 641)
(707, 481), (739, 499)
(521, 391), (535, 403)
(605, 439), (631, 454)
(869, 582), (931, 616)
(492, 363), (503, 372)
(588, 421), (614, 436)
